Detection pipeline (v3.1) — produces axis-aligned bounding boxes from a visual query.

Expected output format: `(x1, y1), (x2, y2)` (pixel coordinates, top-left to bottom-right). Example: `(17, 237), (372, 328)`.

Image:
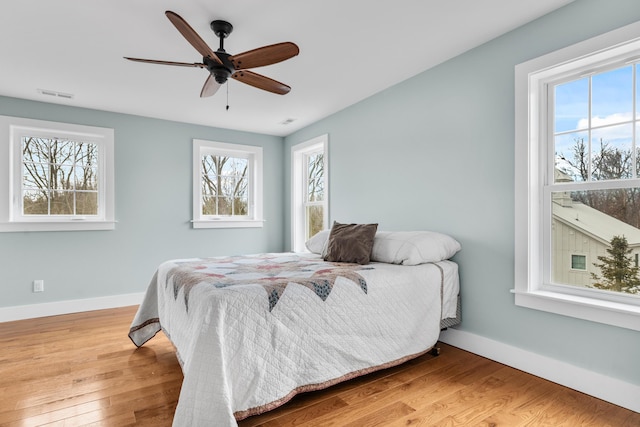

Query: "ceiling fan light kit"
(124, 11), (299, 99)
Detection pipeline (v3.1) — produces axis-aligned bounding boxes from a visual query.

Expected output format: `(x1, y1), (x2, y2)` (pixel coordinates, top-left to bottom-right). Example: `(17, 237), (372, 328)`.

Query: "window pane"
(554, 132), (588, 182)
(555, 67), (637, 184)
(202, 196), (216, 215)
(227, 159), (248, 203)
(306, 205), (324, 240)
(591, 124), (633, 180)
(76, 192), (98, 215)
(50, 191), (74, 215)
(554, 78), (589, 133)
(233, 197), (248, 215)
(592, 66), (633, 124)
(22, 137), (49, 163)
(51, 139), (74, 166)
(306, 153), (324, 202)
(52, 164), (74, 190)
(222, 157), (247, 176)
(201, 155), (218, 191)
(23, 190), (48, 215)
(75, 143), (98, 167)
(551, 187), (640, 294)
(23, 163), (49, 190)
(217, 197), (233, 216)
(75, 166), (97, 190)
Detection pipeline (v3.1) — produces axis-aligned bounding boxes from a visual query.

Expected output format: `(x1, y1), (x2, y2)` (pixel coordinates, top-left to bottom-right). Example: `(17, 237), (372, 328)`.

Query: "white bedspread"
(129, 253), (459, 426)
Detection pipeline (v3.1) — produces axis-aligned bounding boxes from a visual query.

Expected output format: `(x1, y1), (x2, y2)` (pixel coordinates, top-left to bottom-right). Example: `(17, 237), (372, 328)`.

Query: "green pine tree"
(591, 235), (640, 294)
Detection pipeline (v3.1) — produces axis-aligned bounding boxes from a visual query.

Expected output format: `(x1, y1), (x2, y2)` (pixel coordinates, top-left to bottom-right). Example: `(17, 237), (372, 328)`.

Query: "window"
(291, 135), (328, 252)
(192, 139), (263, 228)
(515, 21), (640, 331)
(0, 116), (115, 232)
(571, 254), (587, 271)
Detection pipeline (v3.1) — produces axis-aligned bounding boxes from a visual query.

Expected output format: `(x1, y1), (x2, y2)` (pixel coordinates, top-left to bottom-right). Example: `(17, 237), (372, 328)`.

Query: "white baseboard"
(439, 328), (640, 413)
(0, 292), (144, 323)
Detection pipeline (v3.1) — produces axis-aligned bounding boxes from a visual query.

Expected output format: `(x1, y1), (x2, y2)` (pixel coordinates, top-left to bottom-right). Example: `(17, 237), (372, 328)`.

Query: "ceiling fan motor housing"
(205, 52), (235, 84)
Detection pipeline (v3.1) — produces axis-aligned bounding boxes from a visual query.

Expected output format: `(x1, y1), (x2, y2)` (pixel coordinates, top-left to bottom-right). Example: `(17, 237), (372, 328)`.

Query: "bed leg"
(429, 346), (441, 356)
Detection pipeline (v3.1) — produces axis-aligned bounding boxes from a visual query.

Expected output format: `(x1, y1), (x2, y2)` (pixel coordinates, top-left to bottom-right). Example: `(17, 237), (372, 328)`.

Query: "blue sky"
(554, 64), (637, 163)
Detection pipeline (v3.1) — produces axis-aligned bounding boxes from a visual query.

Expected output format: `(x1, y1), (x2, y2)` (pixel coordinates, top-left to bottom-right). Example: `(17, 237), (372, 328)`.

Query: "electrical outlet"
(33, 280), (44, 292)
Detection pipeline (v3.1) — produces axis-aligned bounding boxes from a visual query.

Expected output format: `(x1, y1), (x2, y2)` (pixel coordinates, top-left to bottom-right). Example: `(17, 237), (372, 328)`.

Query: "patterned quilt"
(129, 253), (459, 427)
(166, 254), (372, 311)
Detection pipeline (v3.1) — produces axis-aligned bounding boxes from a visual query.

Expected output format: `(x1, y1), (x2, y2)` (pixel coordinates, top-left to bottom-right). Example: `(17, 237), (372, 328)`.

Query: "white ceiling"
(1, 0), (574, 137)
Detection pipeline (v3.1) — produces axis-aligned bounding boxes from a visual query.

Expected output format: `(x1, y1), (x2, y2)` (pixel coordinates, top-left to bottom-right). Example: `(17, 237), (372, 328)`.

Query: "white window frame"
(192, 139), (263, 229)
(515, 21), (640, 331)
(0, 116), (115, 232)
(291, 134), (329, 252)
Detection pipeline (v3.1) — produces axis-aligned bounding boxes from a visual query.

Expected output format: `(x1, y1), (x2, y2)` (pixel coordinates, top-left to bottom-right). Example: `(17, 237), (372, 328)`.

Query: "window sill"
(512, 289), (640, 332)
(192, 219), (264, 229)
(0, 220), (116, 232)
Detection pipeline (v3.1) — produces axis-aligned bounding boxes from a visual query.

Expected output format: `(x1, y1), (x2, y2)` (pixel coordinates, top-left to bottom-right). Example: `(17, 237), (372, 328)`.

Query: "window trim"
(0, 116), (115, 232)
(514, 20), (640, 331)
(192, 139), (263, 229)
(291, 135), (329, 252)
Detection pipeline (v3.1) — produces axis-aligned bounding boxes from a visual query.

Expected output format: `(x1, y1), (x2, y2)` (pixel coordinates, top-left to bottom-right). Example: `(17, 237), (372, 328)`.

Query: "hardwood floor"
(0, 306), (637, 426)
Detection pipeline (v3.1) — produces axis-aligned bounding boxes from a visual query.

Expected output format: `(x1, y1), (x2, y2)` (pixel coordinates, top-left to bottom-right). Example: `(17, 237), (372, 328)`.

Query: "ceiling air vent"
(280, 118), (296, 125)
(37, 89), (74, 99)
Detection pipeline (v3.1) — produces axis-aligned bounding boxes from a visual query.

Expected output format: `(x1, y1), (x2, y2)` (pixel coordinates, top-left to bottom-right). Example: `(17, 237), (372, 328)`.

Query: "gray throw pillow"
(323, 221), (378, 265)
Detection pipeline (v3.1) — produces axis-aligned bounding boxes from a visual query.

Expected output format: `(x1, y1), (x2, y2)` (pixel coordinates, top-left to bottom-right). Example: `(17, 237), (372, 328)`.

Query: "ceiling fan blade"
(124, 57), (206, 68)
(230, 42), (299, 70)
(200, 74), (221, 97)
(165, 11), (223, 65)
(232, 70), (291, 95)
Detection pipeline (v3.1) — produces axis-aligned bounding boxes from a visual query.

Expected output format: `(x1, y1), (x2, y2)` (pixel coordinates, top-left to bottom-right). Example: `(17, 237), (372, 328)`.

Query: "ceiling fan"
(125, 11), (299, 98)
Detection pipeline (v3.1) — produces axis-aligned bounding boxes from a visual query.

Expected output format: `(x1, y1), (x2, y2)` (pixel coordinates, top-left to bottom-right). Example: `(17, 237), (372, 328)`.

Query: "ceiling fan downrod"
(208, 20), (235, 84)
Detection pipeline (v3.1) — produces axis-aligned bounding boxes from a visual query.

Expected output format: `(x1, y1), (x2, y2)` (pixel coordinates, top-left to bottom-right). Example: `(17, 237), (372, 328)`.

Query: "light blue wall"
(284, 0), (640, 386)
(0, 96), (284, 307)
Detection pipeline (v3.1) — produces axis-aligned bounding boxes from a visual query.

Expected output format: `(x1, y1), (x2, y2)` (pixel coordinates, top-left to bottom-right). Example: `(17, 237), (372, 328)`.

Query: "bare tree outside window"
(306, 152), (324, 239)
(561, 137), (640, 229)
(201, 155), (248, 216)
(22, 137), (98, 215)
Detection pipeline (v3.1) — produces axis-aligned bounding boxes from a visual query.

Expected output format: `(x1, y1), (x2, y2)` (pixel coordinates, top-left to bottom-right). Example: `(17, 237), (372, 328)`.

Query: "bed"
(129, 227), (461, 427)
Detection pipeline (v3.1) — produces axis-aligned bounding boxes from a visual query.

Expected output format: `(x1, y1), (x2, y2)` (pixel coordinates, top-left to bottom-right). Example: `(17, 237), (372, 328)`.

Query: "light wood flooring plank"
(1, 306), (638, 426)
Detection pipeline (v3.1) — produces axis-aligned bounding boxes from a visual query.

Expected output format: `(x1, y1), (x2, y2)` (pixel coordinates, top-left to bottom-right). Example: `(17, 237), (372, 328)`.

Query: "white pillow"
(305, 229), (331, 254)
(370, 231), (461, 265)
(306, 229), (461, 264)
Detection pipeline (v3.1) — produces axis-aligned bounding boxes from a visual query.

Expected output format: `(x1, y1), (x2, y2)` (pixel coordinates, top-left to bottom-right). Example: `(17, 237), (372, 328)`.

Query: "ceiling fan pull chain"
(226, 83), (230, 111)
